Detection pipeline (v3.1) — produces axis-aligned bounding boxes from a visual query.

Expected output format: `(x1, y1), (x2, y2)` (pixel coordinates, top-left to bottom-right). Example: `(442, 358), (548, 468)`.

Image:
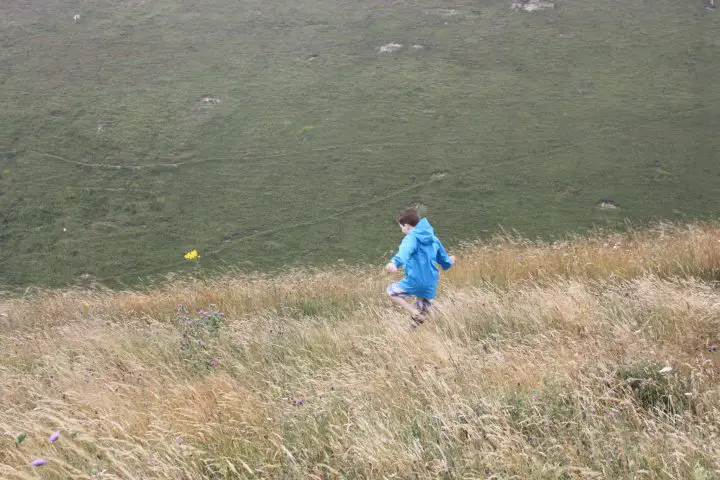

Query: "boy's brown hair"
(396, 207), (420, 227)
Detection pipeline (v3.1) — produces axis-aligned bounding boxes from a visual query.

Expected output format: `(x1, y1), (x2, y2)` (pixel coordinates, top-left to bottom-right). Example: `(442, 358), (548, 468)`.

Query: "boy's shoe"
(410, 313), (426, 328)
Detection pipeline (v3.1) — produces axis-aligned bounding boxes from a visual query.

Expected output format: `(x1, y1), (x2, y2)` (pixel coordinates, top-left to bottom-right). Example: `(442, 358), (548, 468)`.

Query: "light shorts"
(386, 282), (432, 312)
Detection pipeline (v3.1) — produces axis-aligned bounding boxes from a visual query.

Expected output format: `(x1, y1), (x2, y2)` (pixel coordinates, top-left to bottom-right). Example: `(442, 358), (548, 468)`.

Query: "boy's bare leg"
(389, 295), (421, 317)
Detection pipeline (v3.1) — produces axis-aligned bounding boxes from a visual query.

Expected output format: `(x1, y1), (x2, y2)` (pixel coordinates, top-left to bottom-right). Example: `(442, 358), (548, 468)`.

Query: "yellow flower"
(184, 249), (199, 260)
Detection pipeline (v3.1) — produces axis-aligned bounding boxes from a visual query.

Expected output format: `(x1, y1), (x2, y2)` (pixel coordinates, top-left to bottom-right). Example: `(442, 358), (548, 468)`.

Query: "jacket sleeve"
(392, 235), (417, 267)
(435, 239), (454, 270)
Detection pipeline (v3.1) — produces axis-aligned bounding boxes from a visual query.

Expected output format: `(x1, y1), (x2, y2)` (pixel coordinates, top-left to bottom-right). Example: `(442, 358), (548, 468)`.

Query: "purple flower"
(30, 459), (48, 467)
(209, 359), (219, 368)
(48, 430), (60, 443)
(196, 339), (205, 346)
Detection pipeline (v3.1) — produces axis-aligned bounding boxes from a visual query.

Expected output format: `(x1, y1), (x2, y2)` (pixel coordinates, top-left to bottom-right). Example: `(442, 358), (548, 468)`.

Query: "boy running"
(386, 208), (455, 327)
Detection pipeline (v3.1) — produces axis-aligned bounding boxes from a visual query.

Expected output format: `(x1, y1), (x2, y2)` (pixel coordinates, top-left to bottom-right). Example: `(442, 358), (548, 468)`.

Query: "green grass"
(1, 0), (719, 287)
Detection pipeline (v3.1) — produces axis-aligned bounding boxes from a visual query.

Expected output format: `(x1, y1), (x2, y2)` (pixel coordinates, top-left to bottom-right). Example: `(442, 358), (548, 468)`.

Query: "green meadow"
(1, 0), (718, 287)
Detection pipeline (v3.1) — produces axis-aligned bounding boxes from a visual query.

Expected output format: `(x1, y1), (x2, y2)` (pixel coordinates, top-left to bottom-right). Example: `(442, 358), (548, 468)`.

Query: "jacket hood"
(410, 217), (435, 245)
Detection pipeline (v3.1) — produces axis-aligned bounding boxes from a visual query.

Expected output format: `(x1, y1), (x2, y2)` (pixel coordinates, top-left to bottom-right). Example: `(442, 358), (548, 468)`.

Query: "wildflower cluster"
(13, 429), (62, 469)
(175, 304), (225, 372)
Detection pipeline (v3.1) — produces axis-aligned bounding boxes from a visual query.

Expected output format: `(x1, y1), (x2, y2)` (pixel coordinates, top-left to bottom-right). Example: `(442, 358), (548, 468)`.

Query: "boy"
(386, 208), (455, 327)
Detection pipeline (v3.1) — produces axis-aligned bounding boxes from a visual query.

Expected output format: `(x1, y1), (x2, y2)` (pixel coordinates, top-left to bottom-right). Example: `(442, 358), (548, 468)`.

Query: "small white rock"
(378, 42), (403, 54)
(63, 228), (67, 232)
(73, 14), (81, 22)
(659, 366), (673, 374)
(511, 0), (554, 12)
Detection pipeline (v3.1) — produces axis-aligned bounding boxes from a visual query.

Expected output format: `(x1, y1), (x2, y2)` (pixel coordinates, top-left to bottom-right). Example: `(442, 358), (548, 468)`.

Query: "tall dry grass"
(2, 222), (720, 479)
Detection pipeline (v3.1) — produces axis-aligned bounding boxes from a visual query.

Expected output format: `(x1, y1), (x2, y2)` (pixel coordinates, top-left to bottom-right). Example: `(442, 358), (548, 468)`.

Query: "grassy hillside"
(1, 0), (719, 287)
(2, 223), (720, 478)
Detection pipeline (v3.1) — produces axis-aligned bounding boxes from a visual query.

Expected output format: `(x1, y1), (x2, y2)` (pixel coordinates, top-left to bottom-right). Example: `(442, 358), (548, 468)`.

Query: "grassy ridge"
(1, 0), (719, 287)
(2, 223), (720, 478)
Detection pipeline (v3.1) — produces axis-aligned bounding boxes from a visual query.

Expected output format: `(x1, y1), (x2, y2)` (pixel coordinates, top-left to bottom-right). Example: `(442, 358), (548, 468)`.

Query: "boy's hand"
(386, 262), (398, 273)
(450, 255), (456, 265)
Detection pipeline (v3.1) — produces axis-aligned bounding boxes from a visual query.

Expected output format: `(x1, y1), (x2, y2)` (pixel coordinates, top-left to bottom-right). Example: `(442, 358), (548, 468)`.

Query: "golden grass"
(2, 222), (720, 478)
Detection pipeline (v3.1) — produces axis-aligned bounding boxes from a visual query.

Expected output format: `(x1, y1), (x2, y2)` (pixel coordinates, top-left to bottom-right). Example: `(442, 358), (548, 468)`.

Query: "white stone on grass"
(511, 0), (554, 12)
(378, 42), (403, 54)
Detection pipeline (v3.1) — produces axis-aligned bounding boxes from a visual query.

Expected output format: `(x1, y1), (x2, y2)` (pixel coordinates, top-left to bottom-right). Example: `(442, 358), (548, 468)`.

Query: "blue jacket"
(392, 218), (453, 299)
